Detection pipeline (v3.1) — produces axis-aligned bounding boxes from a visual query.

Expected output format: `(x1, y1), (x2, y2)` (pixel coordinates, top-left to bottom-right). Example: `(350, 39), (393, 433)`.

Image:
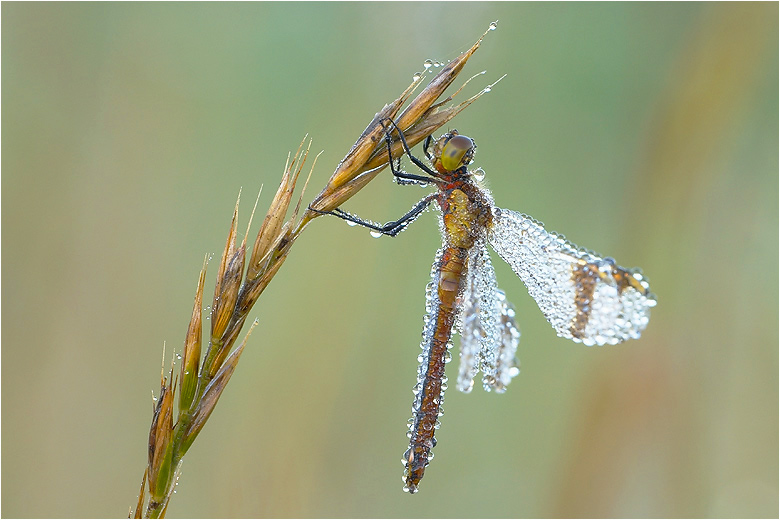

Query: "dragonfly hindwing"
(458, 241), (520, 393)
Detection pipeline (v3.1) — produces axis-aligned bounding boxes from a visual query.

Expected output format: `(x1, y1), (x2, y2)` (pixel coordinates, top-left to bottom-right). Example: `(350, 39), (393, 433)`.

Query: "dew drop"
(483, 86), (492, 93)
(472, 167), (486, 181)
(412, 72), (422, 81)
(346, 220), (358, 227)
(369, 230), (383, 238)
(489, 21), (498, 31)
(423, 59), (434, 70)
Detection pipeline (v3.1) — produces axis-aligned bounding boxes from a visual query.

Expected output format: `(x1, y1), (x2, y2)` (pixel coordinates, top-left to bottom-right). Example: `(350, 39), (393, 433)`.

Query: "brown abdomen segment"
(403, 246), (466, 493)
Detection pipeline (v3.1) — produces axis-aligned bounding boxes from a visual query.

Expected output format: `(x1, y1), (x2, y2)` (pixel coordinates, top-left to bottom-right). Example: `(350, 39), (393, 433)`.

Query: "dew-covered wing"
(488, 208), (656, 346)
(457, 241), (520, 393)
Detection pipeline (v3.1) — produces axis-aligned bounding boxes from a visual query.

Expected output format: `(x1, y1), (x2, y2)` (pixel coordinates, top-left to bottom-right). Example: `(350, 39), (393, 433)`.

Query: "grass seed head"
(135, 23), (499, 517)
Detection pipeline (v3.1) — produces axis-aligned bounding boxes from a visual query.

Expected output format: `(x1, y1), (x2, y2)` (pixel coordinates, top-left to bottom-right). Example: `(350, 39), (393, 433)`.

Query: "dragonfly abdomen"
(403, 246), (467, 494)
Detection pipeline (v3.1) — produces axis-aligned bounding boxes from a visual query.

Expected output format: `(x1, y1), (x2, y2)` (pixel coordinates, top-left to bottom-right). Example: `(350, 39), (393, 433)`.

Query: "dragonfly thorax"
(440, 185), (493, 249)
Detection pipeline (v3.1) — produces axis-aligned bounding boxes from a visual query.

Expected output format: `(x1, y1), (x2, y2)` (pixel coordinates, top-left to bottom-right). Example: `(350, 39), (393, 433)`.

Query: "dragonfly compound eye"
(440, 135), (475, 172)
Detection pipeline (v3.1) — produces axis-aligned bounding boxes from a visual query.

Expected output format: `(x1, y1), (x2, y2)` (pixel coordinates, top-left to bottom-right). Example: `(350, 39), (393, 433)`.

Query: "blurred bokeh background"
(3, 2), (777, 518)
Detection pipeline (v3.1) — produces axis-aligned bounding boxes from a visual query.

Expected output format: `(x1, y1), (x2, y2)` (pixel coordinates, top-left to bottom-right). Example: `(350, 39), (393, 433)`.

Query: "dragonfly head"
(434, 131), (476, 173)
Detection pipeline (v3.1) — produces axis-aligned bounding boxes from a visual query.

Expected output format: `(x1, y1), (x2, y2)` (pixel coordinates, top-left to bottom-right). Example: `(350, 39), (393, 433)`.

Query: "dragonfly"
(319, 119), (656, 494)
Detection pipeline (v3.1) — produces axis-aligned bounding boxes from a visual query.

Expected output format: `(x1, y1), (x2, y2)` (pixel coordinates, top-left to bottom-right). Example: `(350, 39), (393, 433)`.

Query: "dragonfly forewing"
(488, 208), (656, 346)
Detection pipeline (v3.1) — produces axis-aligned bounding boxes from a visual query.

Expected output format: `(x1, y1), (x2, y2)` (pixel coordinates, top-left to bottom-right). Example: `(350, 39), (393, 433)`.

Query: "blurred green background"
(3, 2), (777, 518)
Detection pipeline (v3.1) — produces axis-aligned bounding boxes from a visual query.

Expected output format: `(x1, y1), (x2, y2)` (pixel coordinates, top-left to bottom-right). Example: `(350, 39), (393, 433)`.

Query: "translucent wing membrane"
(492, 290), (521, 390)
(457, 241), (520, 393)
(457, 242), (496, 392)
(488, 208), (656, 346)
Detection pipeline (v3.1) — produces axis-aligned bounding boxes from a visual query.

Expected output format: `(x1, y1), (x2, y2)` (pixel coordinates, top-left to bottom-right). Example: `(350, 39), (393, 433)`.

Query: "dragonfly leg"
(382, 133), (438, 185)
(381, 118), (441, 181)
(311, 193), (436, 237)
(423, 135), (434, 161)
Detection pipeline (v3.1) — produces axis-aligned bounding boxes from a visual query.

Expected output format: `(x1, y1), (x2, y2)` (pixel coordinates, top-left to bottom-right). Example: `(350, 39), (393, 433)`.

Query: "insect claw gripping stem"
(381, 118), (441, 180)
(423, 135), (434, 161)
(311, 120), (441, 237)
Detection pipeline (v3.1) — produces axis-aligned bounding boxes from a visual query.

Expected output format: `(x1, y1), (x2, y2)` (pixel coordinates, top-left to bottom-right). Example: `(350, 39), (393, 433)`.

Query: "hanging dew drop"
(489, 21), (498, 31)
(347, 220), (358, 227)
(423, 59), (434, 70)
(369, 230), (383, 238)
(413, 72), (422, 81)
